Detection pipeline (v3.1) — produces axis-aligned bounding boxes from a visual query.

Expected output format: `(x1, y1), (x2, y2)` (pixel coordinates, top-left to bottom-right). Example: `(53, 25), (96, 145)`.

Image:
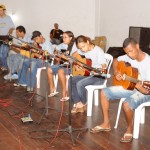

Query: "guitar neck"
(124, 74), (140, 84)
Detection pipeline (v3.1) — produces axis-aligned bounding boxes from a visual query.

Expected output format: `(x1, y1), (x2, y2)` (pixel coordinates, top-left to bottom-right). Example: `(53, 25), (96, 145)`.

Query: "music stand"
(30, 56), (88, 146)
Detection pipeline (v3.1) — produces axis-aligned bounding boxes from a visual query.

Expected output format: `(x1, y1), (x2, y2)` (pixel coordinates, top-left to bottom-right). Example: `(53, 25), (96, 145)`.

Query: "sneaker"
(4, 74), (18, 80)
(14, 83), (27, 87)
(11, 74), (18, 79)
(4, 74), (12, 80)
(27, 87), (34, 92)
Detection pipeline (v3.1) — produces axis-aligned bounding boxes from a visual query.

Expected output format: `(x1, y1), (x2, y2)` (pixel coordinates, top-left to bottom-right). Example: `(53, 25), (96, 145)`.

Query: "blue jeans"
(71, 75), (105, 104)
(0, 44), (9, 68)
(18, 58), (45, 88)
(103, 86), (150, 110)
(7, 53), (25, 74)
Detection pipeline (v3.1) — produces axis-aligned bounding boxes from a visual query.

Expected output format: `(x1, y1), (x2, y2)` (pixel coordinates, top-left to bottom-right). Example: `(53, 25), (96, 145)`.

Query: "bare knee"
(100, 90), (106, 98)
(58, 69), (65, 77)
(48, 67), (53, 74)
(123, 102), (131, 112)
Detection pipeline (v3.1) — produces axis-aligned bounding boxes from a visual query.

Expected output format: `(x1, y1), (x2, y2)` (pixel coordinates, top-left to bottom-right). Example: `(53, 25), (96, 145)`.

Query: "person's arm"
(8, 28), (14, 35)
(113, 58), (123, 81)
(8, 16), (15, 35)
(135, 82), (149, 94)
(113, 58), (119, 75)
(50, 29), (54, 39)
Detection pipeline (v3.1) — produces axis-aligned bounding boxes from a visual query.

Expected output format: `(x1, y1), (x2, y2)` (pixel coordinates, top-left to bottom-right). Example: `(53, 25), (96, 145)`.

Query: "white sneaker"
(4, 74), (12, 80)
(14, 83), (27, 87)
(11, 74), (18, 79)
(4, 74), (18, 80)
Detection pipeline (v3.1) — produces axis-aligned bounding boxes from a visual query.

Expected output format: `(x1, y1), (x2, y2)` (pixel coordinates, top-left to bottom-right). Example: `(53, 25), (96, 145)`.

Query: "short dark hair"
(31, 31), (41, 40)
(16, 26), (26, 34)
(123, 38), (138, 48)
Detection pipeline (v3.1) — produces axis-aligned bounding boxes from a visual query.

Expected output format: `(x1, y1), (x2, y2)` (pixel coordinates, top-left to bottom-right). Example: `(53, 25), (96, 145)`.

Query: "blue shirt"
(0, 15), (15, 35)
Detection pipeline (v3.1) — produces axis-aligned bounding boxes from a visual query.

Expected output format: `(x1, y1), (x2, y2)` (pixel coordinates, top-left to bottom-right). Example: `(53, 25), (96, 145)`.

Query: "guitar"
(69, 53), (109, 77)
(113, 61), (150, 93)
(72, 53), (92, 76)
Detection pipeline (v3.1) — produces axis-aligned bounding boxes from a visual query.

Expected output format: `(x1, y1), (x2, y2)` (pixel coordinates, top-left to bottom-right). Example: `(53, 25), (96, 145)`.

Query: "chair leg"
(140, 107), (145, 124)
(94, 90), (99, 106)
(53, 74), (58, 91)
(114, 98), (125, 128)
(36, 68), (43, 88)
(86, 89), (94, 116)
(66, 75), (70, 91)
(133, 108), (141, 139)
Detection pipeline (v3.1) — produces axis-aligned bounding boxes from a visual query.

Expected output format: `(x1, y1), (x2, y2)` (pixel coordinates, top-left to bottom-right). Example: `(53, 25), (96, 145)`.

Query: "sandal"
(71, 106), (84, 113)
(60, 97), (69, 101)
(120, 133), (133, 143)
(48, 91), (59, 97)
(90, 126), (111, 133)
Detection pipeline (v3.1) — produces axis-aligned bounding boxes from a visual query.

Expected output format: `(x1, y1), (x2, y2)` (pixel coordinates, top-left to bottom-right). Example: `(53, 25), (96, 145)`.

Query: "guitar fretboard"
(124, 74), (140, 84)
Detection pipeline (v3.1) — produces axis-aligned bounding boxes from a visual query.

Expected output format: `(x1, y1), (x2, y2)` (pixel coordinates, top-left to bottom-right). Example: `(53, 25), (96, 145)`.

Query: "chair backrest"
(104, 53), (113, 74)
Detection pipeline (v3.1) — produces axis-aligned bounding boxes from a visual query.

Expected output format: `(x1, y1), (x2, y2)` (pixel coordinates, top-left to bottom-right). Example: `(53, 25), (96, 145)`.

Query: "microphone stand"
(30, 56), (88, 146)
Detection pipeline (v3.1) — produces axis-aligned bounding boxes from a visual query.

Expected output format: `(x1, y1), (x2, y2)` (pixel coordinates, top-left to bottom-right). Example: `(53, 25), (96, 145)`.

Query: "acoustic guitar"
(113, 61), (150, 93)
(72, 53), (92, 76)
(71, 53), (108, 77)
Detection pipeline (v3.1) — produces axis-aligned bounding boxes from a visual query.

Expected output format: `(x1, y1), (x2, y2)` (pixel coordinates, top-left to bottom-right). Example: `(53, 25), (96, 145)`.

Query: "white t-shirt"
(0, 15), (15, 35)
(118, 53), (150, 81)
(17, 34), (31, 44)
(40, 40), (54, 54)
(84, 45), (106, 68)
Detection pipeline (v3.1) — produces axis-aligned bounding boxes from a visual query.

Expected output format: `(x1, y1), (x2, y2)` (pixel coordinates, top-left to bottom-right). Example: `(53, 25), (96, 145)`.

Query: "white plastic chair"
(36, 67), (58, 89)
(85, 53), (113, 116)
(114, 98), (125, 128)
(53, 74), (70, 91)
(114, 98), (150, 139)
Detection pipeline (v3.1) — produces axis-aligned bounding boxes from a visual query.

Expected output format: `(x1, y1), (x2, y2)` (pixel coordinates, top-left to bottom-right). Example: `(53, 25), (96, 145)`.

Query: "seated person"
(90, 38), (150, 143)
(4, 25), (31, 80)
(50, 23), (63, 45)
(70, 35), (107, 113)
(14, 31), (54, 92)
(47, 31), (81, 98)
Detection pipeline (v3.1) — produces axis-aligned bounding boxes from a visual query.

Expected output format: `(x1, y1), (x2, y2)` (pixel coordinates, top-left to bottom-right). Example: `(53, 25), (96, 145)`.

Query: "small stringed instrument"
(113, 61), (150, 93)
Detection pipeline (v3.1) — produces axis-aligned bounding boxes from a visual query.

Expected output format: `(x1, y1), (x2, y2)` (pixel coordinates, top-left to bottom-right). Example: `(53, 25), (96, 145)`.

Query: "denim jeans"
(103, 86), (150, 110)
(18, 58), (45, 88)
(7, 53), (25, 74)
(71, 75), (105, 104)
(0, 44), (9, 68)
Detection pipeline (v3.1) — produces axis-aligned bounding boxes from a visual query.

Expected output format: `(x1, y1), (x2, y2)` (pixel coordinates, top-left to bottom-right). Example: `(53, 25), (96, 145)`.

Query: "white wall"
(100, 0), (150, 49)
(1, 0), (97, 40)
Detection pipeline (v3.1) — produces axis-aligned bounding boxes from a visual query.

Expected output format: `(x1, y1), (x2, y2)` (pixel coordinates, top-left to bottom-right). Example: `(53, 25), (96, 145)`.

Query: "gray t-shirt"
(40, 40), (54, 54)
(0, 15), (15, 35)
